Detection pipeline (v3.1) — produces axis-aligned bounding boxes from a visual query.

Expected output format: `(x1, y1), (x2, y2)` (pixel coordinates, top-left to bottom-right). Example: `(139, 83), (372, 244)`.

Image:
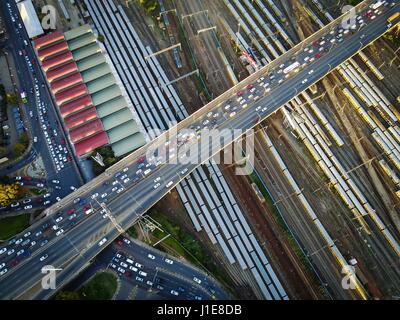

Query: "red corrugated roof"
(34, 32), (64, 50)
(46, 61), (78, 83)
(64, 107), (98, 129)
(37, 41), (69, 61)
(42, 52), (73, 72)
(55, 84), (87, 106)
(59, 95), (93, 117)
(74, 131), (109, 157)
(50, 73), (83, 94)
(69, 119), (104, 143)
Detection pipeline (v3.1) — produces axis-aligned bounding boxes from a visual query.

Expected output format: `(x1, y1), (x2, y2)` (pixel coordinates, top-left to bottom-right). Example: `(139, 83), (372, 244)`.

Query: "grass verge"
(0, 214), (30, 240)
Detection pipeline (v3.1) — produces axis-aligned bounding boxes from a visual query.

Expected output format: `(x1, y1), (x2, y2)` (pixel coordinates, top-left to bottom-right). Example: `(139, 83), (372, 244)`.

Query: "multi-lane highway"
(0, 0), (398, 299)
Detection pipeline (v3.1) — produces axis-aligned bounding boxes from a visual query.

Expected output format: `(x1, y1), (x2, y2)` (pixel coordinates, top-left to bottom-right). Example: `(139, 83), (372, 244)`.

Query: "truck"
(283, 61), (300, 74)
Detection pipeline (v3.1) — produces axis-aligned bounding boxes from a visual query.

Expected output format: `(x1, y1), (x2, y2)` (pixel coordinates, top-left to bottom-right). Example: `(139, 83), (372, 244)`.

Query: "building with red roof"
(50, 73), (83, 94)
(37, 41), (69, 61)
(42, 52), (73, 72)
(59, 95), (93, 118)
(34, 31), (64, 50)
(55, 84), (87, 106)
(69, 119), (104, 143)
(64, 107), (98, 130)
(74, 132), (109, 157)
(46, 62), (78, 83)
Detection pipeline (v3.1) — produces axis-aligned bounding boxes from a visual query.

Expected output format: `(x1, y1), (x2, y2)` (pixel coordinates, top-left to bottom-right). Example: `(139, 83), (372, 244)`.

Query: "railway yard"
(112, 0), (400, 299)
(1, 0), (399, 301)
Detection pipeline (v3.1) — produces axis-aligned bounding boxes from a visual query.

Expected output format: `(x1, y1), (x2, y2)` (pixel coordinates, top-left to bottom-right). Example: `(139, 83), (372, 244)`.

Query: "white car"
(24, 232), (31, 238)
(138, 271), (147, 277)
(165, 258), (173, 265)
(116, 188), (124, 194)
(100, 193), (107, 198)
(117, 267), (125, 274)
(308, 69), (314, 75)
(180, 168), (188, 175)
(112, 180), (119, 186)
(0, 269), (8, 276)
(129, 266), (138, 272)
(91, 193), (99, 199)
(7, 249), (15, 256)
(301, 78), (308, 84)
(55, 217), (63, 223)
(171, 290), (179, 296)
(153, 183), (160, 189)
(0, 263), (5, 269)
(16, 249), (24, 256)
(0, 248), (7, 255)
(123, 238), (131, 245)
(43, 200), (51, 205)
(24, 205), (32, 210)
(123, 167), (129, 172)
(56, 197), (61, 202)
(136, 276), (144, 282)
(40, 254), (48, 262)
(154, 177), (161, 183)
(43, 193), (51, 198)
(52, 180), (60, 184)
(33, 136), (38, 143)
(111, 187), (118, 192)
(123, 178), (130, 184)
(135, 262), (143, 268)
(165, 181), (173, 188)
(147, 254), (155, 260)
(56, 229), (64, 236)
(98, 238), (107, 246)
(193, 276), (202, 284)
(11, 202), (20, 208)
(120, 262), (128, 268)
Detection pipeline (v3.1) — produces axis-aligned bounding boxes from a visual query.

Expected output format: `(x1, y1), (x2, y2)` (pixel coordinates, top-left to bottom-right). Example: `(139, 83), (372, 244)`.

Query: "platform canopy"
(17, 0), (44, 39)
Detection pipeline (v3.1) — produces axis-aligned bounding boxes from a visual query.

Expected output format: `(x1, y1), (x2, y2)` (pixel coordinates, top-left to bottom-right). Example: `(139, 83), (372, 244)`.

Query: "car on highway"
(91, 193), (99, 199)
(56, 229), (64, 236)
(165, 258), (173, 265)
(0, 269), (8, 276)
(147, 254), (155, 260)
(0, 248), (7, 255)
(40, 254), (48, 262)
(56, 197), (61, 202)
(55, 217), (63, 223)
(7, 249), (15, 256)
(154, 177), (161, 183)
(165, 181), (173, 188)
(98, 238), (107, 246)
(43, 193), (51, 198)
(170, 290), (179, 296)
(193, 276), (202, 284)
(67, 209), (75, 215)
(153, 183), (160, 189)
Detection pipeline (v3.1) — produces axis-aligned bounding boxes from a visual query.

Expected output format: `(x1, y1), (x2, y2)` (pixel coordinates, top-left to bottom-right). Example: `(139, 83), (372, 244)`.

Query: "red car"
(125, 271), (132, 278)
(67, 209), (75, 215)
(236, 91), (243, 97)
(138, 156), (145, 163)
(246, 84), (254, 90)
(116, 239), (123, 246)
(23, 176), (32, 181)
(315, 53), (321, 59)
(83, 204), (91, 210)
(60, 138), (65, 145)
(312, 40), (319, 47)
(10, 260), (18, 267)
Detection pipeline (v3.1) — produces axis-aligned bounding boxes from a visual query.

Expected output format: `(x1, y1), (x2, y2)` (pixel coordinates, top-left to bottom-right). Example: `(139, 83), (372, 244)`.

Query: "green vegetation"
(139, 0), (158, 14)
(79, 271), (118, 300)
(126, 225), (138, 239)
(91, 146), (119, 175)
(0, 214), (30, 240)
(0, 183), (20, 207)
(6, 93), (18, 105)
(13, 133), (29, 157)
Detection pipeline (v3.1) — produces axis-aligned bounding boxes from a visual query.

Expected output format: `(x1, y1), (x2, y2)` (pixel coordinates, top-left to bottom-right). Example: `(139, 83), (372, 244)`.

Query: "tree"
(13, 143), (26, 157)
(139, 0), (158, 13)
(18, 132), (29, 148)
(0, 183), (19, 206)
(6, 93), (18, 105)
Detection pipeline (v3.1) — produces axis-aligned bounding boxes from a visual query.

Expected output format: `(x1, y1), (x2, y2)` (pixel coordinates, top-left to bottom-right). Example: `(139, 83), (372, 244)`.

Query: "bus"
(387, 12), (400, 28)
(283, 61), (300, 74)
(20, 91), (27, 104)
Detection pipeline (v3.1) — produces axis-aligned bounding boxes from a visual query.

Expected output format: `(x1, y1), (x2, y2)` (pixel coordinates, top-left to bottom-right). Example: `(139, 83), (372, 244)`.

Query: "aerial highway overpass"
(0, 0), (398, 300)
